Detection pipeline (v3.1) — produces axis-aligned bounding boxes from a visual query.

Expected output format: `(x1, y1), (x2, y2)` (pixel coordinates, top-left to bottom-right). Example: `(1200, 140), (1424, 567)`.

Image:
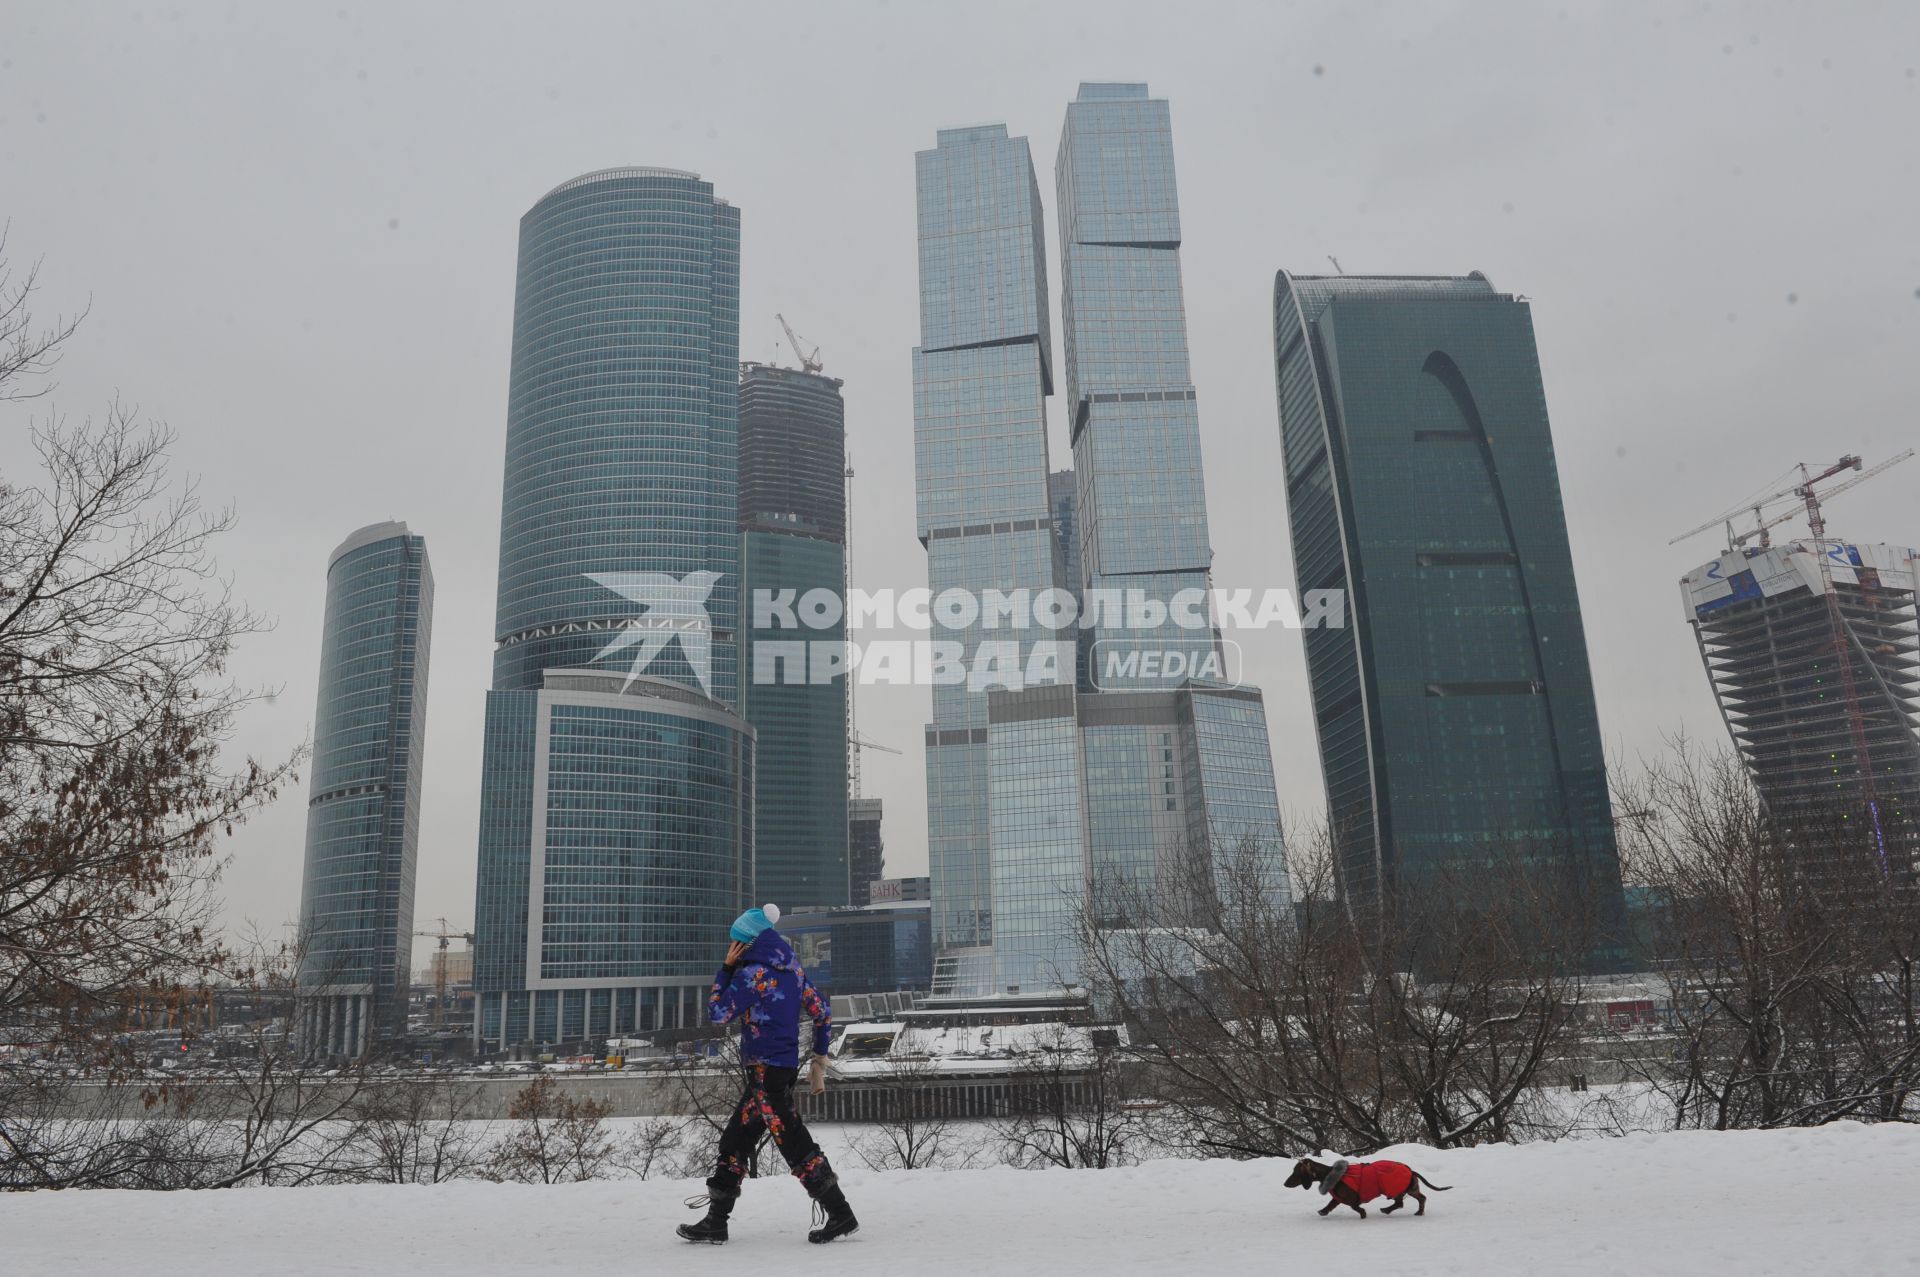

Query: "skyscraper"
(1681, 539), (1920, 876)
(472, 168), (755, 1051)
(974, 83), (1290, 996)
(297, 522), (432, 1056)
(1271, 271), (1624, 945)
(739, 361), (849, 908)
(492, 167), (741, 704)
(913, 125), (1068, 994)
(1057, 83), (1216, 690)
(914, 90), (1291, 998)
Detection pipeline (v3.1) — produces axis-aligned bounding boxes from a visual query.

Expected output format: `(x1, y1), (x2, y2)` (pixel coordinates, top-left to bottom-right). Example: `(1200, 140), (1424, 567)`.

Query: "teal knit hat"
(729, 903), (782, 944)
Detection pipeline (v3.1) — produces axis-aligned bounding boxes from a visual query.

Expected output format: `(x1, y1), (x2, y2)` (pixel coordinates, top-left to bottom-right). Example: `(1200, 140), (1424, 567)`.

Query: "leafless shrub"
(1081, 827), (1597, 1160)
(484, 1075), (616, 1183)
(849, 1052), (978, 1172)
(992, 1022), (1144, 1170)
(346, 1073), (493, 1184)
(614, 1114), (697, 1180)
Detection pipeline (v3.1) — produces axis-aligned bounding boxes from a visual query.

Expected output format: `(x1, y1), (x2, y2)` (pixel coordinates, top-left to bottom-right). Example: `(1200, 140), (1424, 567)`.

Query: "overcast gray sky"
(3, 1), (1916, 967)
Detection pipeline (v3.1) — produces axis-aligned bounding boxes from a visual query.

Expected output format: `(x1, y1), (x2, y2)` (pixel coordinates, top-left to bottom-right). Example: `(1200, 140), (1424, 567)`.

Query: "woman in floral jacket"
(677, 904), (859, 1246)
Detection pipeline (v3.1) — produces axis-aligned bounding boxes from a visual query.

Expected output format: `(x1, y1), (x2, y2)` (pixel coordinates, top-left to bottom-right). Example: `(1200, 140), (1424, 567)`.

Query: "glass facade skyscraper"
(472, 671), (753, 1051)
(739, 362), (849, 908)
(296, 522), (432, 1057)
(1271, 271), (1625, 949)
(492, 167), (741, 704)
(913, 125), (1069, 991)
(473, 168), (755, 1050)
(1056, 83), (1216, 690)
(915, 88), (1291, 999)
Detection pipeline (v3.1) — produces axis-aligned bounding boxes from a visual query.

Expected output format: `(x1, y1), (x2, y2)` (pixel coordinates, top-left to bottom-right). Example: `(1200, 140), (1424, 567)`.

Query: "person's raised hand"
(725, 940), (748, 968)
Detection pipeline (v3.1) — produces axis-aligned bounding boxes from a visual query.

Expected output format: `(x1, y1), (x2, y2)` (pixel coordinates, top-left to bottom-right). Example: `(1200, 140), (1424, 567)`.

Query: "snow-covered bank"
(8, 1122), (1917, 1276)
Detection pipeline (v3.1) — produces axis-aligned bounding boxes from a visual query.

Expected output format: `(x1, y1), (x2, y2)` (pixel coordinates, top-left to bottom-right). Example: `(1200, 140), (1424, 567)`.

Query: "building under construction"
(739, 357), (851, 908)
(1681, 538), (1920, 877)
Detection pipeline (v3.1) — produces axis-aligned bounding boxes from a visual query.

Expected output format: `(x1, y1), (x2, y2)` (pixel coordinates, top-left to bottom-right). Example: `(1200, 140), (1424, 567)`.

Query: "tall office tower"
(1272, 271), (1625, 955)
(473, 169), (755, 1052)
(973, 85), (1296, 996)
(913, 125), (1070, 995)
(739, 361), (850, 908)
(848, 796), (885, 907)
(296, 522), (432, 1057)
(1056, 83), (1217, 690)
(1681, 540), (1920, 877)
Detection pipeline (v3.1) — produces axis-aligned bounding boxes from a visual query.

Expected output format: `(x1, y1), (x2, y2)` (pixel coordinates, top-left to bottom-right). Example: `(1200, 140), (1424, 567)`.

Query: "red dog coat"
(1341, 1160), (1414, 1203)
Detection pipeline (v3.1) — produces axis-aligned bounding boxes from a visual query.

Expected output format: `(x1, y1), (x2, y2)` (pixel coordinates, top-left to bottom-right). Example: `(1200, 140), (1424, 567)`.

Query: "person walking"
(677, 904), (859, 1246)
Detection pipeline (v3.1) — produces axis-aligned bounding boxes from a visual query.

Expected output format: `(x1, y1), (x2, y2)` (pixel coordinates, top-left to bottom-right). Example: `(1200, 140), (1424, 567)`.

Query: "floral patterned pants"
(712, 1062), (833, 1192)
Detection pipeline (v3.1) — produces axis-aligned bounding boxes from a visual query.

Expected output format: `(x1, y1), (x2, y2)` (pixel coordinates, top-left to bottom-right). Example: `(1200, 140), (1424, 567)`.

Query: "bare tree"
(2, 254), (295, 1182)
(486, 1075), (616, 1183)
(1, 403), (293, 1080)
(1616, 741), (1920, 1129)
(0, 228), (86, 399)
(849, 1051), (976, 1172)
(1080, 827), (1596, 1160)
(993, 1021), (1143, 1170)
(614, 1115), (696, 1180)
(0, 935), (376, 1189)
(347, 1073), (494, 1184)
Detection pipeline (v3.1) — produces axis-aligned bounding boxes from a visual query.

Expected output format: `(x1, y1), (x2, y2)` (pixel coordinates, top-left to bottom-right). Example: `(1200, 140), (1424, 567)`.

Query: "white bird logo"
(585, 570), (722, 698)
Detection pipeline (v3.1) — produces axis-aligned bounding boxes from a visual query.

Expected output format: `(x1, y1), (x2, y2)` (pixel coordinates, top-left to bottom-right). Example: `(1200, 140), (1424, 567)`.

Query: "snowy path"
(6, 1122), (1916, 1276)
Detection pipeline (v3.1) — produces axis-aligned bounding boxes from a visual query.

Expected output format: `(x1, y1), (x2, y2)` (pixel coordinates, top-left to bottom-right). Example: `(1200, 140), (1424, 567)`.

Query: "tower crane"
(850, 731), (903, 800)
(1668, 450), (1913, 551)
(412, 918), (473, 1028)
(776, 313), (823, 374)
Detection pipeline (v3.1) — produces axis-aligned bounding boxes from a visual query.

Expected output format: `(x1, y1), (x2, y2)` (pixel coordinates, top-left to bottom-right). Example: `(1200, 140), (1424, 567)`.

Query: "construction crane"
(412, 918), (473, 1028)
(850, 731), (902, 800)
(776, 313), (823, 374)
(1668, 450), (1914, 551)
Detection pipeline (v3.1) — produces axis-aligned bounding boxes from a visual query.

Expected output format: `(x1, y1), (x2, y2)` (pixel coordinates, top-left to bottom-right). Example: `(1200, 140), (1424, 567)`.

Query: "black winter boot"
(806, 1178), (859, 1244)
(677, 1177), (739, 1244)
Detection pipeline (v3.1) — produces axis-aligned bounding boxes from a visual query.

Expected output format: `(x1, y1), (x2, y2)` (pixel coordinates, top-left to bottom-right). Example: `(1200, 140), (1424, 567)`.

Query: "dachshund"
(1284, 1156), (1451, 1218)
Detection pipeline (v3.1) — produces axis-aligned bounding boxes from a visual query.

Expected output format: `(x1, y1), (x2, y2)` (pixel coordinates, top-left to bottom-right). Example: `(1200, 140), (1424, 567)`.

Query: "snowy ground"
(8, 1122), (1917, 1276)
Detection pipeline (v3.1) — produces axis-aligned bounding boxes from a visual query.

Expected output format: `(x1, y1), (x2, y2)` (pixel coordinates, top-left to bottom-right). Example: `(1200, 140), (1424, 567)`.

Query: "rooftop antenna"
(1327, 255), (1345, 275)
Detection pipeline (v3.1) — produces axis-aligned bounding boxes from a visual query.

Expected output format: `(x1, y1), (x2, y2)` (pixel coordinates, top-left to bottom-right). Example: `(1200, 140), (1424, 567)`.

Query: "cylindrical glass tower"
(493, 167), (741, 704)
(472, 169), (753, 1051)
(297, 521), (432, 1056)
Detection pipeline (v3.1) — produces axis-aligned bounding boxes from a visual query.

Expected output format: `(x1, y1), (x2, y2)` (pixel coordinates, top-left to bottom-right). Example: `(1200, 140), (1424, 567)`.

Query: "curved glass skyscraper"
(296, 521), (432, 1056)
(473, 168), (755, 1052)
(493, 167), (741, 703)
(1271, 271), (1624, 965)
